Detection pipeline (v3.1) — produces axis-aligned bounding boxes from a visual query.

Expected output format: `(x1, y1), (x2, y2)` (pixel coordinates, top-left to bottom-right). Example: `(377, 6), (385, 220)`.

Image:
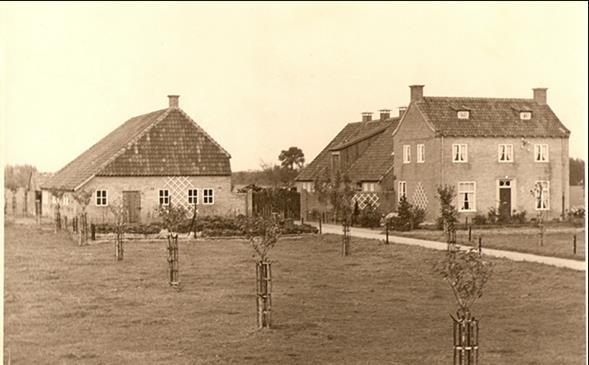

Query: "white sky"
(0, 2), (587, 173)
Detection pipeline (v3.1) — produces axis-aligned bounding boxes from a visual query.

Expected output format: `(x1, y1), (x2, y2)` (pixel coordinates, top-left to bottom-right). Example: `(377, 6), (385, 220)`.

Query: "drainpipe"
(440, 136), (445, 186)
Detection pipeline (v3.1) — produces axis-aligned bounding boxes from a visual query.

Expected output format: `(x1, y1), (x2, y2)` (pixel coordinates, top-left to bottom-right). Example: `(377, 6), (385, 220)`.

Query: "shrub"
(357, 202), (382, 228)
(511, 210), (527, 224)
(486, 208), (500, 225)
(389, 196), (425, 231)
(472, 214), (487, 225)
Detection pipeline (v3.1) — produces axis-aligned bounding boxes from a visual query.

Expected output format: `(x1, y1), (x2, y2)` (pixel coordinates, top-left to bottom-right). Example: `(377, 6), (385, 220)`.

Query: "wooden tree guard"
(167, 234), (179, 286)
(256, 261), (272, 328)
(573, 235), (577, 254)
(452, 312), (479, 365)
(115, 232), (124, 261)
(91, 223), (96, 241)
(538, 221), (545, 247)
(447, 229), (457, 251)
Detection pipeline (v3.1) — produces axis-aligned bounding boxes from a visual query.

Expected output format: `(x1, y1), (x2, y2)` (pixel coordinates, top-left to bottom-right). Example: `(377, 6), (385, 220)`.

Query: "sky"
(0, 2), (587, 173)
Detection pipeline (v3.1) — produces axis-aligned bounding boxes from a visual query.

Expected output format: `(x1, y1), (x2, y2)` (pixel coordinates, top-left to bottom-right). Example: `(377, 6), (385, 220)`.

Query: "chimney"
(533, 88), (547, 105)
(398, 106), (407, 118)
(379, 109), (391, 120)
(362, 112), (373, 122)
(168, 95), (180, 108)
(410, 84), (424, 102)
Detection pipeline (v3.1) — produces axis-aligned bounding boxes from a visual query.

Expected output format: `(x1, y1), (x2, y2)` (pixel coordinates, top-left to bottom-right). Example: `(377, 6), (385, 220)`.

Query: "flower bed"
(94, 215), (318, 237)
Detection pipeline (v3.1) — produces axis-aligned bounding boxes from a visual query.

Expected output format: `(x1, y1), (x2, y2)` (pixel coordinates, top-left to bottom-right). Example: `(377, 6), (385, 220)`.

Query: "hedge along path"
(311, 222), (586, 271)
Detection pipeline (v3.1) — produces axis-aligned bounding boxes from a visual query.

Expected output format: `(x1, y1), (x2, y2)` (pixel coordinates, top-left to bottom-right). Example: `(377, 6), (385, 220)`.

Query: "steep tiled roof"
(296, 119), (395, 182)
(415, 97), (570, 137)
(42, 107), (231, 191)
(346, 119), (399, 181)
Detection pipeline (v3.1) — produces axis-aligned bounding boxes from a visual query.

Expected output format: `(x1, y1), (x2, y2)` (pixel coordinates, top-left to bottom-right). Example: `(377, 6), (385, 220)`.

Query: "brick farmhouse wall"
(43, 175), (247, 223)
(394, 104), (570, 222)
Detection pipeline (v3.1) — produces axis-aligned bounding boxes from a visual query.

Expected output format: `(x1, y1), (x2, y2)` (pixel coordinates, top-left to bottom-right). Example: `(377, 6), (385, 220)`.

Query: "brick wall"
(43, 175), (247, 223)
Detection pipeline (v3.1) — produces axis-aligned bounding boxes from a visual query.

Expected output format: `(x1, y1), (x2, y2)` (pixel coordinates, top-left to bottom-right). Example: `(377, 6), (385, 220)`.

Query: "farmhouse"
(41, 95), (246, 223)
(298, 85), (570, 223)
(295, 110), (402, 219)
(393, 85), (570, 222)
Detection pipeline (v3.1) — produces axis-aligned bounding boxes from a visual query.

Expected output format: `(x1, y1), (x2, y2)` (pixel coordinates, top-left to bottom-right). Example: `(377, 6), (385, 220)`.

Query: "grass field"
(388, 226), (586, 261)
(3, 222), (586, 364)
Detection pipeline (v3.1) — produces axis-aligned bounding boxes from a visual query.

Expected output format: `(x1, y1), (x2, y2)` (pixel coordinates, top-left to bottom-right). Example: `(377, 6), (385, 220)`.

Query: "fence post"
(91, 223), (96, 241)
(465, 217), (469, 230)
(319, 216), (322, 234)
(468, 224), (472, 242)
(385, 222), (389, 245)
(573, 235), (577, 255)
(478, 236), (482, 255)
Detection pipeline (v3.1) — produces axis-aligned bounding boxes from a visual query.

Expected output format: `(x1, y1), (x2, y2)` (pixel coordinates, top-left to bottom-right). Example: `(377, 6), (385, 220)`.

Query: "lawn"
(388, 226), (586, 261)
(3, 222), (586, 364)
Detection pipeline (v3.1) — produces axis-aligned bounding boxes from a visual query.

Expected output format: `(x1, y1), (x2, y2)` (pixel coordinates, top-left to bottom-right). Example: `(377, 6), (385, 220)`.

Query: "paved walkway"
(309, 222), (586, 271)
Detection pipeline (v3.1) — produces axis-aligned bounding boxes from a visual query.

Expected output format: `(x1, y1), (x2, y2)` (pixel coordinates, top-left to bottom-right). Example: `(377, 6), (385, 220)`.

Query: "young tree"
(241, 215), (281, 328)
(49, 189), (65, 232)
(569, 158), (585, 185)
(109, 200), (127, 260)
(157, 200), (188, 286)
(315, 170), (355, 224)
(436, 185), (459, 235)
(73, 189), (94, 245)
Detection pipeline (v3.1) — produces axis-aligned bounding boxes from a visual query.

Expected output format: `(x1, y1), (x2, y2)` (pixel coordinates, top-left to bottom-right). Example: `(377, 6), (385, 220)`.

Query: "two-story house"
(393, 85), (570, 222)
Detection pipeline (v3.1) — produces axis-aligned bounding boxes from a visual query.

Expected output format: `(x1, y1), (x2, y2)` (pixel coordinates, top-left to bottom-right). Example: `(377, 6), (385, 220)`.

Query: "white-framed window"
(458, 182), (476, 212)
(362, 182), (376, 192)
(498, 144), (513, 163)
(534, 181), (550, 210)
(398, 181), (407, 202)
(203, 188), (214, 205)
(96, 190), (108, 206)
(452, 144), (468, 163)
(403, 145), (411, 163)
(457, 110), (470, 119)
(534, 144), (549, 162)
(188, 189), (198, 205)
(159, 189), (170, 206)
(520, 111), (532, 120)
(302, 182), (315, 192)
(416, 144), (425, 163)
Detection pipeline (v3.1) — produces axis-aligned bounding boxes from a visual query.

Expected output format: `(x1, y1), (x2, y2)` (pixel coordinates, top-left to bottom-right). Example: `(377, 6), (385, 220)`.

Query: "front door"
(122, 191), (141, 223)
(498, 180), (512, 218)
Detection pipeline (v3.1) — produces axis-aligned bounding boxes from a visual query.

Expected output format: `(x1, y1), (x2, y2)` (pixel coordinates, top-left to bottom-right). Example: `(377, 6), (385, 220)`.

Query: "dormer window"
(457, 110), (470, 119)
(520, 111), (532, 120)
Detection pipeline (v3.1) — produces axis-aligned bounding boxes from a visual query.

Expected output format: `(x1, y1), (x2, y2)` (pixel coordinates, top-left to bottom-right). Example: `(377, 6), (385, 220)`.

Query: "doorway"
(498, 180), (512, 218)
(122, 191), (141, 223)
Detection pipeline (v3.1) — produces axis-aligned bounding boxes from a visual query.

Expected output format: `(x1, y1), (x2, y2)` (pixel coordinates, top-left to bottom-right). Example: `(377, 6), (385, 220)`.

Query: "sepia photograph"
(1, 2), (587, 364)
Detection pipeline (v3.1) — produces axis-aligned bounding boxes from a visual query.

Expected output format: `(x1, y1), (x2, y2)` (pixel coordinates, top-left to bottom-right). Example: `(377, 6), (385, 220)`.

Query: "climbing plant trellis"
(351, 192), (379, 210)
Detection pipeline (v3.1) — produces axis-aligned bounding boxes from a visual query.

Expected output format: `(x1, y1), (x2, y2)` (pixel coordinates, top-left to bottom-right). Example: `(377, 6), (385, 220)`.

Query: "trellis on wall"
(351, 192), (380, 210)
(165, 176), (193, 209)
(412, 182), (428, 210)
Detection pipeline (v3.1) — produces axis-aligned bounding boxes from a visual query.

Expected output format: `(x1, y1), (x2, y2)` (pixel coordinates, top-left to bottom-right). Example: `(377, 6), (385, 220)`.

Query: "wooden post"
(256, 261), (272, 328)
(573, 235), (577, 255)
(478, 236), (482, 255)
(468, 225), (472, 242)
(115, 231), (124, 261)
(342, 223), (351, 256)
(35, 200), (41, 224)
(319, 217), (322, 234)
(385, 222), (389, 245)
(91, 223), (96, 241)
(465, 217), (469, 230)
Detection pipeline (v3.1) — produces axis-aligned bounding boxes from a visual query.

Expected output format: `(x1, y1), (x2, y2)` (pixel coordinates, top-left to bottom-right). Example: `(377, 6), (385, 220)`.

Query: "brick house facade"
(41, 95), (246, 223)
(393, 85), (570, 222)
